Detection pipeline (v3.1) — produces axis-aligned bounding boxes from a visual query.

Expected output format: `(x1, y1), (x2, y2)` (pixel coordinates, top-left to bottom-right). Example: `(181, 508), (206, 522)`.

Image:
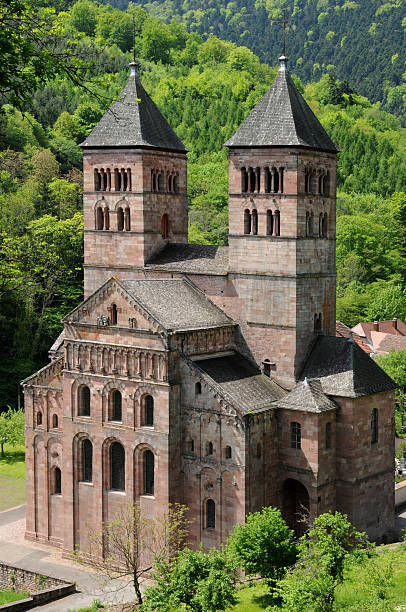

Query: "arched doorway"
(282, 479), (310, 536)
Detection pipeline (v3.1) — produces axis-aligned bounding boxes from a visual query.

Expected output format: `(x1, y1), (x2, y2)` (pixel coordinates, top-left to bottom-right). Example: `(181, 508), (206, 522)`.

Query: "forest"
(0, 0), (405, 408)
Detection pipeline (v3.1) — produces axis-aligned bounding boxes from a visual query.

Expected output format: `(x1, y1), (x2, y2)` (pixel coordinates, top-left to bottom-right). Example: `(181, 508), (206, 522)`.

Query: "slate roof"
(194, 352), (286, 413)
(121, 278), (233, 332)
(275, 378), (337, 413)
(81, 65), (187, 151)
(146, 244), (229, 275)
(225, 60), (338, 152)
(300, 336), (397, 398)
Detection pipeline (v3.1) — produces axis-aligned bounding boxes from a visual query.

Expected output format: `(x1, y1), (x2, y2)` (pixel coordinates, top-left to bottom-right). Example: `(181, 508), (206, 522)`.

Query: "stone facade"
(24, 59), (396, 555)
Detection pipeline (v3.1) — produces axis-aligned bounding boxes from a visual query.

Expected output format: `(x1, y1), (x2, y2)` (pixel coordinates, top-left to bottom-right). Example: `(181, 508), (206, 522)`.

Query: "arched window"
(279, 167), (284, 193)
(273, 168), (279, 193)
(371, 408), (378, 444)
(151, 170), (156, 192)
(206, 499), (215, 528)
(110, 442), (125, 490)
(117, 207), (124, 231)
(249, 167), (256, 193)
(78, 385), (91, 417)
(241, 167), (248, 193)
(144, 450), (154, 495)
(168, 175), (173, 192)
(94, 169), (100, 191)
(266, 210), (273, 236)
(251, 209), (258, 235)
(111, 390), (122, 421)
(124, 207), (131, 231)
(244, 209), (251, 235)
(36, 412), (42, 426)
(161, 214), (169, 238)
(256, 443), (262, 458)
(206, 441), (213, 455)
(309, 212), (314, 236)
(53, 467), (62, 494)
(114, 168), (121, 191)
(314, 313), (322, 333)
(319, 213), (323, 237)
(195, 381), (202, 395)
(274, 210), (280, 236)
(144, 395), (154, 427)
(318, 174), (323, 195)
(263, 360), (271, 377)
(52, 414), (58, 428)
(82, 439), (93, 482)
(290, 422), (301, 449)
(111, 303), (118, 325)
(323, 172), (330, 195)
(325, 422), (331, 450)
(264, 167), (271, 193)
(173, 175), (178, 193)
(96, 207), (104, 230)
(225, 446), (232, 459)
(158, 172), (164, 191)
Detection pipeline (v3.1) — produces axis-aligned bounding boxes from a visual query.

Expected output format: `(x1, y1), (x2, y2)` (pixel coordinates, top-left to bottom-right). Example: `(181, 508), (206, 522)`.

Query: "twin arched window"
(95, 205), (130, 231)
(245, 209), (280, 236)
(78, 385), (91, 417)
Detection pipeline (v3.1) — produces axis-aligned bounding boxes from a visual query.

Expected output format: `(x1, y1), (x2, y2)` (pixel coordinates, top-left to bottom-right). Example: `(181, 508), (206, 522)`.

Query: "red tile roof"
(336, 321), (373, 354)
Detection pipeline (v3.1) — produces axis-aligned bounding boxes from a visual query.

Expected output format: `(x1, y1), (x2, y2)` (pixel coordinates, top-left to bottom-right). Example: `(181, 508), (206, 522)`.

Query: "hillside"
(0, 0), (405, 408)
(100, 0), (406, 125)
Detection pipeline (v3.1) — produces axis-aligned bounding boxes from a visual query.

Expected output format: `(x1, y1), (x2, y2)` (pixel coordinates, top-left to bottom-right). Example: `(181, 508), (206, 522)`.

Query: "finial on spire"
(272, 8), (290, 71)
(129, 16), (140, 76)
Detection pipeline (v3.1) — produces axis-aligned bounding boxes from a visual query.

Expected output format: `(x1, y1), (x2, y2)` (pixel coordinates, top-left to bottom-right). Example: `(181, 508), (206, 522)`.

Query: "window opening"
(263, 361), (271, 377)
(241, 167), (248, 193)
(249, 168), (256, 193)
(274, 210), (280, 236)
(371, 408), (378, 444)
(290, 422), (301, 449)
(195, 381), (202, 395)
(124, 208), (131, 231)
(53, 467), (61, 494)
(244, 209), (251, 235)
(114, 169), (121, 191)
(144, 450), (154, 495)
(206, 441), (213, 455)
(36, 412), (42, 426)
(325, 422), (331, 450)
(266, 210), (273, 236)
(188, 440), (195, 453)
(83, 439), (93, 482)
(252, 209), (258, 235)
(225, 446), (232, 459)
(314, 313), (322, 333)
(111, 303), (118, 325)
(273, 168), (279, 193)
(206, 499), (215, 528)
(322, 213), (328, 237)
(52, 414), (58, 428)
(173, 175), (178, 192)
(279, 167), (284, 193)
(117, 207), (124, 231)
(158, 173), (164, 191)
(110, 442), (125, 490)
(144, 395), (154, 426)
(168, 175), (173, 192)
(79, 385), (90, 416)
(96, 207), (104, 230)
(161, 214), (169, 238)
(111, 390), (122, 421)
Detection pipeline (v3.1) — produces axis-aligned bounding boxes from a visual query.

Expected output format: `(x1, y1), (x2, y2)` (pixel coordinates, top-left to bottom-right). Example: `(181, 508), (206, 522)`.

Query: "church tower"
(81, 62), (189, 298)
(225, 55), (339, 388)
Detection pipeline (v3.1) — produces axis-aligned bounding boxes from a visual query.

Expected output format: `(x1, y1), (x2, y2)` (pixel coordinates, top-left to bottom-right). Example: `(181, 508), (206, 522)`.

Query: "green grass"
(0, 590), (30, 604)
(0, 442), (25, 479)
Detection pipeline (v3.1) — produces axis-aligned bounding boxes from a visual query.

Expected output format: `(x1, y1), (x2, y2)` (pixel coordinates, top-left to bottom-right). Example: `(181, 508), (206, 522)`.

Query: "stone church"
(23, 54), (396, 555)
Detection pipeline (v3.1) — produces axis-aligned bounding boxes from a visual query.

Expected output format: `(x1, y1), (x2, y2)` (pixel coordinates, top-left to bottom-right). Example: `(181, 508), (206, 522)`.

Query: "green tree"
(0, 407), (24, 457)
(375, 349), (406, 390)
(227, 506), (297, 586)
(278, 511), (372, 612)
(142, 547), (238, 612)
(69, 0), (98, 37)
(365, 282), (406, 322)
(47, 178), (82, 219)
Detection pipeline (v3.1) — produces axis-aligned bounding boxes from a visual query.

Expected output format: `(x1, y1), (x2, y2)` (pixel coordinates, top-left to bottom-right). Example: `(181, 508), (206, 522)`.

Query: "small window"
(111, 303), (118, 325)
(252, 209), (258, 235)
(111, 389), (122, 422)
(110, 442), (125, 490)
(82, 439), (93, 482)
(144, 450), (154, 495)
(244, 209), (251, 235)
(290, 422), (301, 449)
(36, 412), (42, 426)
(206, 499), (215, 528)
(188, 439), (194, 453)
(161, 214), (169, 238)
(274, 210), (280, 236)
(79, 385), (90, 417)
(144, 395), (154, 427)
(371, 408), (378, 444)
(53, 467), (61, 494)
(241, 167), (248, 193)
(52, 414), (58, 428)
(266, 210), (273, 236)
(117, 207), (124, 231)
(325, 422), (331, 450)
(206, 441), (213, 456)
(314, 313), (322, 334)
(273, 168), (279, 193)
(256, 443), (262, 458)
(96, 207), (104, 230)
(195, 382), (202, 395)
(263, 361), (271, 377)
(124, 207), (131, 231)
(225, 446), (232, 459)
(158, 172), (164, 191)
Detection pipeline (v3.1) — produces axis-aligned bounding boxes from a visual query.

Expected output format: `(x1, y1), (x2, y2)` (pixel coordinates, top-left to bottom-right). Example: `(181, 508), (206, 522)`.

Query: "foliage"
(277, 512), (373, 612)
(142, 546), (239, 612)
(227, 506), (297, 586)
(0, 408), (25, 457)
(375, 350), (406, 390)
(74, 502), (191, 606)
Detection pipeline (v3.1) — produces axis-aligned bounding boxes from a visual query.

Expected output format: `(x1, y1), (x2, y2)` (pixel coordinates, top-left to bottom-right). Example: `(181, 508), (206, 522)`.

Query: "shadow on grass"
(0, 450), (25, 465)
(252, 591), (275, 609)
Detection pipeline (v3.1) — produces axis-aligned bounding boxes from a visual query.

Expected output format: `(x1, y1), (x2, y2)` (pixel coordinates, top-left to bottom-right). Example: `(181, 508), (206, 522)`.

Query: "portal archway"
(282, 478), (309, 536)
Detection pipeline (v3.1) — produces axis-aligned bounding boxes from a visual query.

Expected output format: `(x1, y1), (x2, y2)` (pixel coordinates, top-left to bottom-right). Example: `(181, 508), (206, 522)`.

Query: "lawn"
(0, 443), (26, 511)
(0, 590), (30, 604)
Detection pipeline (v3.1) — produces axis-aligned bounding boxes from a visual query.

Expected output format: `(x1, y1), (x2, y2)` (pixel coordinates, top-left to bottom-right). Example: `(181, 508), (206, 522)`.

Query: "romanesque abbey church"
(23, 53), (396, 554)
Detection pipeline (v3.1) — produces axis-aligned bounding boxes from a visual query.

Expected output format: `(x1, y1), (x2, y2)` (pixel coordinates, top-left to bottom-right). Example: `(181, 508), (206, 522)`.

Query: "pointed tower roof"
(225, 56), (338, 153)
(81, 62), (187, 152)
